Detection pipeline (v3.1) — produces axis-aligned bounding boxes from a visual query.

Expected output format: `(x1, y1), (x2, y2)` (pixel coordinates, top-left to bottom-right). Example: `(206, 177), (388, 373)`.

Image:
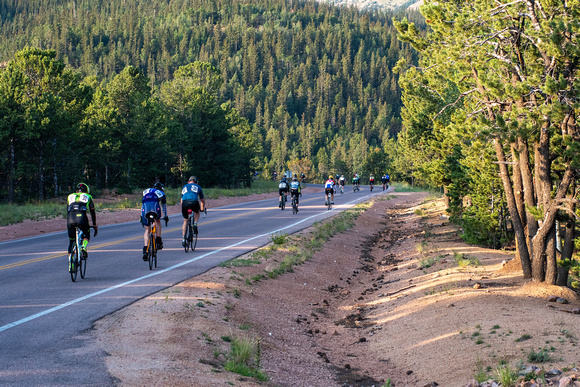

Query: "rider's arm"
(88, 198), (97, 226)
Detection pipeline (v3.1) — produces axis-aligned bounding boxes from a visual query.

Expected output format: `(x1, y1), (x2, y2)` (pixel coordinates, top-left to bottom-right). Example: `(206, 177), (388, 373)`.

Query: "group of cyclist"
(66, 171), (390, 266)
(278, 174), (302, 211)
(66, 176), (206, 265)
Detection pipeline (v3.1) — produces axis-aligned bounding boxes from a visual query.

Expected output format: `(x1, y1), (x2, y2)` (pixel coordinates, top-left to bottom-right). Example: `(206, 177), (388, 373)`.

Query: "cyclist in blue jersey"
(141, 182), (169, 260)
(289, 175), (301, 212)
(181, 176), (205, 247)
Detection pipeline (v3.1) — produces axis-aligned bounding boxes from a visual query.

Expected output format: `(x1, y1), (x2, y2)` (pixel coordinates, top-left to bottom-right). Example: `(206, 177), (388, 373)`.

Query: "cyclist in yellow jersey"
(67, 183), (98, 260)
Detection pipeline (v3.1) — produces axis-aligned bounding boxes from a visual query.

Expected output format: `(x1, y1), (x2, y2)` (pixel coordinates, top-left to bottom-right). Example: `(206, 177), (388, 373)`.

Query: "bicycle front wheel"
(190, 227), (198, 252)
(80, 252), (86, 279)
(70, 246), (78, 282)
(148, 234), (155, 270)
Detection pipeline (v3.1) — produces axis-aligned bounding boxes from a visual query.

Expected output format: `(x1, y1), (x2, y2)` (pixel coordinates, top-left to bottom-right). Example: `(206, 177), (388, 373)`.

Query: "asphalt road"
(0, 184), (389, 386)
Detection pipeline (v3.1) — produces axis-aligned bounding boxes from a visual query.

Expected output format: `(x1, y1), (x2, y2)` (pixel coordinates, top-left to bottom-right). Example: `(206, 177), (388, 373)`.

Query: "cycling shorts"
(325, 188), (333, 195)
(279, 188), (288, 196)
(141, 202), (161, 226)
(67, 211), (90, 240)
(182, 200), (200, 218)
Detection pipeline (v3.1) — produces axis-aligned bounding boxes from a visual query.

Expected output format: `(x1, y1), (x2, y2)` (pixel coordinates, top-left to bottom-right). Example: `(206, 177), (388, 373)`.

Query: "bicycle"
(353, 183), (360, 193)
(184, 208), (198, 253)
(326, 191), (333, 211)
(370, 182), (374, 192)
(69, 225), (97, 282)
(340, 184), (344, 194)
(291, 194), (299, 214)
(280, 194), (287, 211)
(144, 213), (161, 270)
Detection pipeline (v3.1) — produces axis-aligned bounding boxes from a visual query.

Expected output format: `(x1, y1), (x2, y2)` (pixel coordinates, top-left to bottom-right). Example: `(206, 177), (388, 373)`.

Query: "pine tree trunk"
(494, 139), (532, 278)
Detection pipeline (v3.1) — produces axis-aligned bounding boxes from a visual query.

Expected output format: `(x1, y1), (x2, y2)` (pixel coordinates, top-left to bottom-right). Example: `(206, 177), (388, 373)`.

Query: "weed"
(239, 323), (252, 331)
(418, 256), (435, 269)
(515, 334), (532, 342)
(492, 325), (500, 330)
(232, 288), (241, 298)
(474, 359), (488, 383)
(527, 348), (552, 363)
(196, 301), (205, 308)
(220, 258), (262, 268)
(224, 336), (269, 381)
(495, 364), (518, 387)
(270, 232), (288, 245)
(381, 379), (392, 387)
(414, 208), (426, 216)
(454, 251), (480, 267)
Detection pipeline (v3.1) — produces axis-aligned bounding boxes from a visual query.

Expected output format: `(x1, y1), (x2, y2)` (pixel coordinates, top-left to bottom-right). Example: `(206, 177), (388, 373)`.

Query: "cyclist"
(289, 175), (301, 212)
(273, 171), (278, 181)
(334, 174), (340, 193)
(339, 175), (346, 193)
(141, 182), (169, 261)
(278, 175), (289, 207)
(381, 174), (388, 191)
(181, 176), (206, 247)
(385, 173), (390, 188)
(352, 173), (361, 190)
(324, 175), (335, 205)
(301, 172), (306, 183)
(67, 183), (97, 262)
(369, 174), (375, 191)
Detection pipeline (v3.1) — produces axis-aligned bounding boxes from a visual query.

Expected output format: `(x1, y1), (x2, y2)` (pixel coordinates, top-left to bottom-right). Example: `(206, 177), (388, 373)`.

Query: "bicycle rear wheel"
(327, 194), (332, 210)
(70, 246), (78, 282)
(292, 198), (297, 214)
(281, 195), (286, 210)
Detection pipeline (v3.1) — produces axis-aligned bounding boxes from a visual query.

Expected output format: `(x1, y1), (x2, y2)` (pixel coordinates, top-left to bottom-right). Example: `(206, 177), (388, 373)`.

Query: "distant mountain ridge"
(318, 0), (421, 10)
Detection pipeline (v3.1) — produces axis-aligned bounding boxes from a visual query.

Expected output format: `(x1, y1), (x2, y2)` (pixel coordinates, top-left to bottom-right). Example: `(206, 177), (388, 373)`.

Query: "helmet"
(76, 183), (89, 194)
(188, 176), (198, 183)
(292, 176), (297, 181)
(154, 182), (164, 191)
(355, 173), (358, 177)
(294, 174), (297, 178)
(329, 175), (333, 179)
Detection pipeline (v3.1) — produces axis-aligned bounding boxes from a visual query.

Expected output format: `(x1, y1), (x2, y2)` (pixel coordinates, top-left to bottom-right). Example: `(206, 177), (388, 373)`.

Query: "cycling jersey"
(324, 179), (334, 188)
(290, 180), (301, 191)
(141, 188), (167, 226)
(67, 192), (96, 244)
(182, 183), (204, 201)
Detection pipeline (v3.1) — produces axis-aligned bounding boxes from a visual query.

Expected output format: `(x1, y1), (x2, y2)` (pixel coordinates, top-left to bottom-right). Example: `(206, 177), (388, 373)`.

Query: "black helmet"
(188, 176), (198, 183)
(76, 183), (89, 194)
(154, 182), (164, 191)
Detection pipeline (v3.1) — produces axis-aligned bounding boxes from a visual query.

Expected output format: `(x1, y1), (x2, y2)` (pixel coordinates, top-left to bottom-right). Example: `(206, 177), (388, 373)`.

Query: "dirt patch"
(91, 191), (580, 386)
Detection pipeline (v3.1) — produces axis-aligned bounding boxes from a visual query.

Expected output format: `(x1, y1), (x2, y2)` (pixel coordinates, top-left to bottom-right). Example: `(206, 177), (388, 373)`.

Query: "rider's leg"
(182, 219), (188, 239)
(155, 219), (163, 249)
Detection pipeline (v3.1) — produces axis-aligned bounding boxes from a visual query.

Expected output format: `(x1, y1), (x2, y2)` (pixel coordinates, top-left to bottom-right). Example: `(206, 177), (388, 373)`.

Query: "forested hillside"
(0, 0), (421, 203)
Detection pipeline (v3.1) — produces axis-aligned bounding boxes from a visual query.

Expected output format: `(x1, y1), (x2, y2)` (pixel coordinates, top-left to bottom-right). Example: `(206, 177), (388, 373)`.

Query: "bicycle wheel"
(79, 250), (86, 279)
(292, 198), (297, 214)
(281, 195), (286, 210)
(184, 222), (191, 252)
(70, 246), (78, 282)
(327, 194), (332, 210)
(148, 234), (155, 270)
(190, 229), (198, 252)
